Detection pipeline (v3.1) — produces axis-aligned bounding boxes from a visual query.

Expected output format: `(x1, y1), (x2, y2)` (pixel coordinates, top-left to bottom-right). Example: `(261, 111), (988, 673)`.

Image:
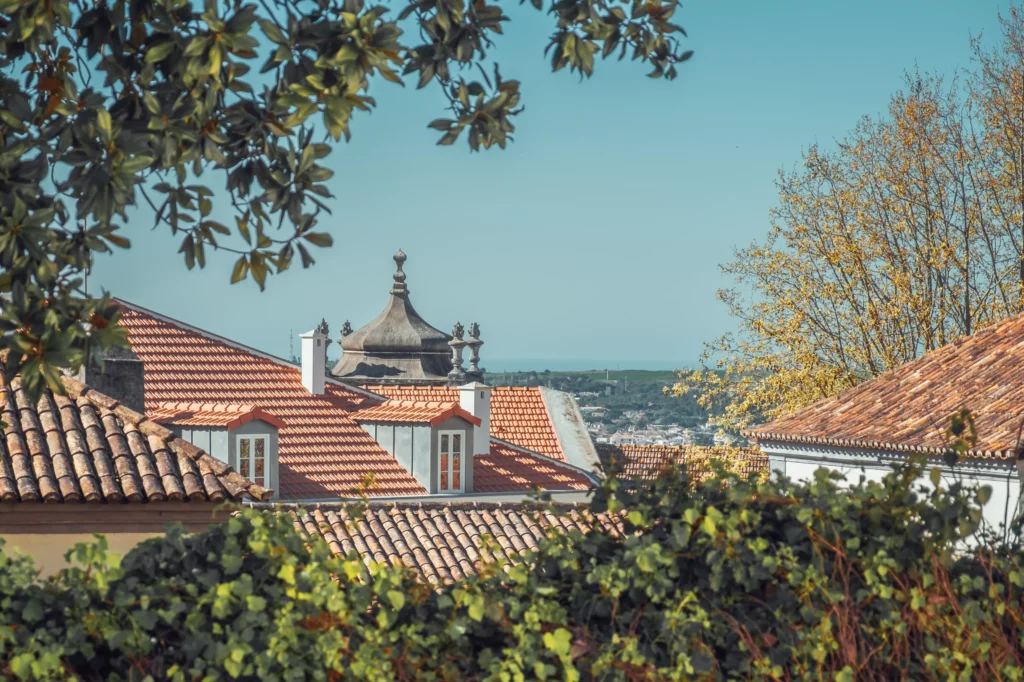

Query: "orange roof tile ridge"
(113, 297), (385, 402)
(62, 374), (274, 501)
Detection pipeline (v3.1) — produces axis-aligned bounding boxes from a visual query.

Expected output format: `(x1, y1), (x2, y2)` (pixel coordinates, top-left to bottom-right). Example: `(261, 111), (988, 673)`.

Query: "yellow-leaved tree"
(677, 6), (1024, 432)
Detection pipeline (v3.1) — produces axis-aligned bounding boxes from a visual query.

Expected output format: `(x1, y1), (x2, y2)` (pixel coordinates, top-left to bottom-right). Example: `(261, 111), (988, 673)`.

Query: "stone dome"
(331, 251), (455, 384)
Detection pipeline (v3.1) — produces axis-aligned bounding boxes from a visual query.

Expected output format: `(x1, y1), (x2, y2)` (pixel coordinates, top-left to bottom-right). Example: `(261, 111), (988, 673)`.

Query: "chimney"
(80, 344), (146, 414)
(300, 328), (327, 395)
(459, 382), (491, 455)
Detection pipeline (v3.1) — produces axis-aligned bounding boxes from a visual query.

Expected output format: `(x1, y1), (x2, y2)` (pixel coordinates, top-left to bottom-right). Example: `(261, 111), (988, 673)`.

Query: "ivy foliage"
(0, 0), (692, 400)
(2, 460), (1024, 680)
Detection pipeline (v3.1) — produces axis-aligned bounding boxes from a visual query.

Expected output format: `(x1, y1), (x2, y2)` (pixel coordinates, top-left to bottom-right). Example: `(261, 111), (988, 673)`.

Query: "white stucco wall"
(763, 441), (1023, 535)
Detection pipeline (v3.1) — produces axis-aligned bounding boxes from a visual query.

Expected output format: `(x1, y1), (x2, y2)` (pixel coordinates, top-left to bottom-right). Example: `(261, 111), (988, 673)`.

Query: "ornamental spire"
(390, 249), (409, 297)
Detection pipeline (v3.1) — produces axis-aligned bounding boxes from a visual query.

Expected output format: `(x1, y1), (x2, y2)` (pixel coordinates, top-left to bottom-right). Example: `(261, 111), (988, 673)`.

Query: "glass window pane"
(452, 470), (460, 490)
(440, 453), (448, 490)
(440, 434), (449, 453)
(453, 434), (461, 455)
(239, 438), (250, 478)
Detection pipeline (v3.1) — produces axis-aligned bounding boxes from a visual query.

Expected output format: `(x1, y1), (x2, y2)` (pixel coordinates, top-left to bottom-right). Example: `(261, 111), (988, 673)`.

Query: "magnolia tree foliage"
(1, 461), (1023, 680)
(0, 0), (692, 398)
(677, 6), (1024, 432)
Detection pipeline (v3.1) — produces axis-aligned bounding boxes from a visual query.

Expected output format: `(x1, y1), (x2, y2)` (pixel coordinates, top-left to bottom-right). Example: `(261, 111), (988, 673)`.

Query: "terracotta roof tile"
(596, 444), (768, 483)
(744, 312), (1024, 459)
(289, 501), (621, 585)
(0, 375), (269, 503)
(475, 442), (593, 492)
(117, 303), (427, 498)
(352, 400), (481, 427)
(363, 386), (564, 461)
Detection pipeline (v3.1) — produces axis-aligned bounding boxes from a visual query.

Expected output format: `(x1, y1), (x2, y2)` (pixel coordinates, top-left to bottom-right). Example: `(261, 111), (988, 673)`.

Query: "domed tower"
(330, 250), (455, 384)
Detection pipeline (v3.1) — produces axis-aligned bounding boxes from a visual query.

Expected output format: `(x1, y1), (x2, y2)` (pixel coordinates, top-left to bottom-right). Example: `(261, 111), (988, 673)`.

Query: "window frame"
(236, 433), (271, 488)
(436, 429), (465, 494)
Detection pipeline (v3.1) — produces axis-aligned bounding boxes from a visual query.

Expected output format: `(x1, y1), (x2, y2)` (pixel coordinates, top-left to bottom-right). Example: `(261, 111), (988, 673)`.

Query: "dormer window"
(150, 402), (285, 498)
(353, 399), (480, 494)
(238, 435), (269, 487)
(438, 430), (464, 493)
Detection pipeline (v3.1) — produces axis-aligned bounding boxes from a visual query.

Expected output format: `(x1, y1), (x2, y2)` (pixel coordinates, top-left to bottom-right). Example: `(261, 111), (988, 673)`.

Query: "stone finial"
(340, 320), (353, 338)
(467, 322), (483, 377)
(315, 318), (329, 337)
(390, 249), (409, 297)
(448, 321), (468, 384)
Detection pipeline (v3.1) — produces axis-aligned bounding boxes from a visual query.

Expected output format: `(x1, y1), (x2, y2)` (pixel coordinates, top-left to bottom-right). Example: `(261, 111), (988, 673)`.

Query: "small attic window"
(438, 430), (464, 493)
(238, 434), (268, 487)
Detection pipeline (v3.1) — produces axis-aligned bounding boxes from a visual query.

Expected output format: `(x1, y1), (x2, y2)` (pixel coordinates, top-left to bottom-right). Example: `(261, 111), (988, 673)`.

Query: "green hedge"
(2, 462), (1023, 680)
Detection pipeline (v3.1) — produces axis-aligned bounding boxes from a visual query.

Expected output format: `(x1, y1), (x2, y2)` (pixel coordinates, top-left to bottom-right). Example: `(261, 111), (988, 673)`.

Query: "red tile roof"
(745, 312), (1024, 459)
(0, 376), (269, 503)
(117, 302), (427, 499)
(362, 386), (565, 461)
(289, 501), (621, 585)
(475, 442), (594, 493)
(149, 402), (286, 430)
(597, 444), (768, 483)
(352, 400), (481, 427)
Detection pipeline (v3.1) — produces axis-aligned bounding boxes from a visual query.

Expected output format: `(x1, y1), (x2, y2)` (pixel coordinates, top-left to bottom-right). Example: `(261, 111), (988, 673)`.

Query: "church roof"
(331, 250), (456, 384)
(339, 250), (452, 355)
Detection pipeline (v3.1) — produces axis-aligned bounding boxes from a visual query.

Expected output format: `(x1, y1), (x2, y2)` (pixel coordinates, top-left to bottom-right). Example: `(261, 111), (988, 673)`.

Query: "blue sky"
(92, 0), (1013, 372)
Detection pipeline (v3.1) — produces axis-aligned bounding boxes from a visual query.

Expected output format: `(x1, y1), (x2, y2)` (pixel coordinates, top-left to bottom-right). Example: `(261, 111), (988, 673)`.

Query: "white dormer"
(300, 328), (327, 395)
(459, 382), (491, 455)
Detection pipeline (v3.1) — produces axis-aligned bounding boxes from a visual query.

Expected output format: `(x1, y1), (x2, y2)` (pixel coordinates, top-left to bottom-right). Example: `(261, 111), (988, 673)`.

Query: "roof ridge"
(61, 374), (274, 501)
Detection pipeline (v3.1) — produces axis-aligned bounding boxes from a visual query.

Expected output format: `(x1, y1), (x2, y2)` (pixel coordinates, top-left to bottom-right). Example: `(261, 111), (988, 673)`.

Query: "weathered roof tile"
(289, 501), (621, 585)
(0, 375), (269, 503)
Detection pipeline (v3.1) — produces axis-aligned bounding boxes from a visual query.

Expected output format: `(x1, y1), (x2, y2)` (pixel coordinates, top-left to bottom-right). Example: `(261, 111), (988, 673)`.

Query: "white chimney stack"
(459, 382), (491, 455)
(300, 328), (327, 395)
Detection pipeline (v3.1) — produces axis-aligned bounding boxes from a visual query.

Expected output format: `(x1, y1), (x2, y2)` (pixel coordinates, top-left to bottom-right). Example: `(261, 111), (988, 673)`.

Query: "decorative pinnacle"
(340, 320), (353, 337)
(452, 321), (465, 341)
(390, 249), (408, 296)
(315, 318), (329, 337)
(467, 322), (483, 376)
